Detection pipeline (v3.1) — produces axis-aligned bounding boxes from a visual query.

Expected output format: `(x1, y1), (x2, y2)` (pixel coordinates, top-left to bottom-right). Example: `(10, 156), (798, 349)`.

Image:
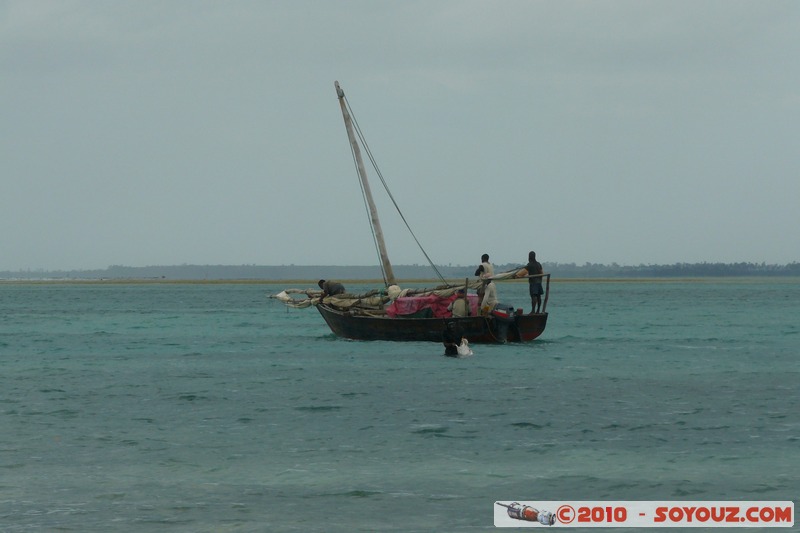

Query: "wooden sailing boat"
(275, 82), (549, 343)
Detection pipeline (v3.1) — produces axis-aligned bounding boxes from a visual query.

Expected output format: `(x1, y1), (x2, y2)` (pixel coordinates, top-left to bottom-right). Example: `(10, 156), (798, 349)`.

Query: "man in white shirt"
(475, 253), (494, 303)
(480, 278), (498, 314)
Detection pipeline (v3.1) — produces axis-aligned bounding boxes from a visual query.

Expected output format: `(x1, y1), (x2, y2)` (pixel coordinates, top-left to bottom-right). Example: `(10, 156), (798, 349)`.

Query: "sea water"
(0, 280), (797, 531)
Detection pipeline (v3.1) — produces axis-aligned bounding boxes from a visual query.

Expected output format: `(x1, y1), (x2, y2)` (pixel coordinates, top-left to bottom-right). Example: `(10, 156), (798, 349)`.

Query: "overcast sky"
(2, 1), (798, 271)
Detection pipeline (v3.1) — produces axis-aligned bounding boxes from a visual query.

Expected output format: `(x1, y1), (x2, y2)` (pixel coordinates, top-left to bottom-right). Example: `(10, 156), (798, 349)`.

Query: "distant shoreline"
(2, 277), (797, 285)
(3, 262), (797, 282)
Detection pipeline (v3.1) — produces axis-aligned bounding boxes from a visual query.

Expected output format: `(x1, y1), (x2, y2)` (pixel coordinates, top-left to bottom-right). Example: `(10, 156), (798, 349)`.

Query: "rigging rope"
(344, 97), (449, 286)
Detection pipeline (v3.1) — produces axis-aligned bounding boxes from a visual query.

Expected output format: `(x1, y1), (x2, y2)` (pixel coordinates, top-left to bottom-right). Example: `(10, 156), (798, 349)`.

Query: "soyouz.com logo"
(494, 501), (794, 527)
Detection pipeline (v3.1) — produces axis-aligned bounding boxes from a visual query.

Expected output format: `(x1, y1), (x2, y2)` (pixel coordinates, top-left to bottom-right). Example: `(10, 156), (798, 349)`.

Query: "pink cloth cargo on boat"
(386, 294), (479, 318)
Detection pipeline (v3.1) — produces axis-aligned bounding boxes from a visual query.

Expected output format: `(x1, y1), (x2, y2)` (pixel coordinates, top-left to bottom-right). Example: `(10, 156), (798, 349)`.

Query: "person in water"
(318, 279), (345, 299)
(442, 321), (463, 357)
(515, 251), (544, 313)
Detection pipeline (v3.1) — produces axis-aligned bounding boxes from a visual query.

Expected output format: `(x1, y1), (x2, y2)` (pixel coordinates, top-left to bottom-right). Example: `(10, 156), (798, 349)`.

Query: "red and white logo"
(494, 501), (794, 528)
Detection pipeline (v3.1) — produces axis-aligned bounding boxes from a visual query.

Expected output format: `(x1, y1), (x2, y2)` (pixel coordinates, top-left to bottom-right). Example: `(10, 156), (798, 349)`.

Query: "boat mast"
(335, 81), (396, 285)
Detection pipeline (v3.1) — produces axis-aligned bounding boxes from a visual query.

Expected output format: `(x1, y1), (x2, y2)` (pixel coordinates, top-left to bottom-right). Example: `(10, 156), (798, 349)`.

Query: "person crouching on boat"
(318, 279), (345, 301)
(447, 289), (469, 317)
(480, 277), (498, 315)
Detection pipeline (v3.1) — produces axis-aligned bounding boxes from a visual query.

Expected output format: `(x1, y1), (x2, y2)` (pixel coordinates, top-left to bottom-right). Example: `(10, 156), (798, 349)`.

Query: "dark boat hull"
(316, 304), (547, 343)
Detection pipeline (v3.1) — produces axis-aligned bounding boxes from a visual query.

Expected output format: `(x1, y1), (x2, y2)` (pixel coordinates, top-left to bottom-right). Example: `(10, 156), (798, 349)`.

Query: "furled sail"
(270, 267), (525, 312)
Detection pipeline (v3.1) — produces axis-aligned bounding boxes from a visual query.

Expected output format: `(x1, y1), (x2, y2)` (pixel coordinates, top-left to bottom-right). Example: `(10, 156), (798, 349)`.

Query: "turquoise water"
(1, 280), (798, 531)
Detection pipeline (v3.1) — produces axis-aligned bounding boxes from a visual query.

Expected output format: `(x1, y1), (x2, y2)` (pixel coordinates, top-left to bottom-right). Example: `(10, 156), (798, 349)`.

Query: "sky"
(2, 0), (799, 271)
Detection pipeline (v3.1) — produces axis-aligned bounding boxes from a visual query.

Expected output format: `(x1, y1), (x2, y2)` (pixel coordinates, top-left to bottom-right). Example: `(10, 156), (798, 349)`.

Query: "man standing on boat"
(474, 254), (494, 303)
(474, 253), (494, 279)
(515, 251), (544, 313)
(318, 279), (346, 300)
(480, 277), (498, 315)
